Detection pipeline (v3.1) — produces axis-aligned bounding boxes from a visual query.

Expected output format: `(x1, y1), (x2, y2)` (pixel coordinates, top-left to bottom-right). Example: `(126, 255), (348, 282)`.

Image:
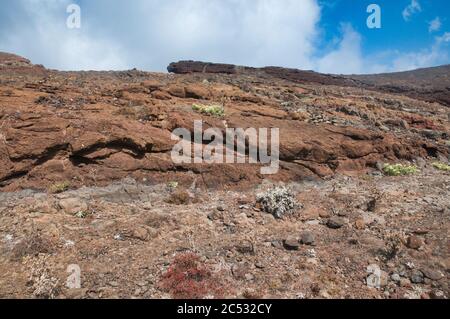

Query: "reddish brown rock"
(406, 236), (423, 250)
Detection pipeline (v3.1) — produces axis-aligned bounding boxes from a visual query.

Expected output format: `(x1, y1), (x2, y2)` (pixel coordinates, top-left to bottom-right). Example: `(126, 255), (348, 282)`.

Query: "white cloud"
(315, 24), (363, 74)
(402, 0), (422, 21)
(0, 0), (127, 70)
(0, 0), (321, 71)
(390, 32), (450, 71)
(0, 0), (363, 74)
(436, 32), (450, 43)
(314, 24), (450, 74)
(428, 17), (442, 33)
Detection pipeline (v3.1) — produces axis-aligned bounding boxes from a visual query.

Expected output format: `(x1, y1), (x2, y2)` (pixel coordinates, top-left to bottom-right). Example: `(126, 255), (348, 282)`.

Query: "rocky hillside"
(0, 54), (448, 192)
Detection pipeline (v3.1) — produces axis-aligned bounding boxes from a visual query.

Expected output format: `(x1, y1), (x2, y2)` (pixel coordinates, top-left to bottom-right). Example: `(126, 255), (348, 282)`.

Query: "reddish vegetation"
(159, 253), (227, 299)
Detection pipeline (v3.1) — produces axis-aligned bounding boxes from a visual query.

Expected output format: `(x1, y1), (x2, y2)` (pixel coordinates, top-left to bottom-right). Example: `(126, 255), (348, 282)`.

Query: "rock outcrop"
(0, 53), (449, 191)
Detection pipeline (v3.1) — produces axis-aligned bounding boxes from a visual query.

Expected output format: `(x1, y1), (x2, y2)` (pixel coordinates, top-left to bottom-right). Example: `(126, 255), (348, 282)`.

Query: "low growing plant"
(49, 181), (71, 194)
(382, 163), (418, 176)
(167, 181), (179, 190)
(192, 103), (225, 117)
(74, 210), (89, 219)
(432, 162), (450, 172)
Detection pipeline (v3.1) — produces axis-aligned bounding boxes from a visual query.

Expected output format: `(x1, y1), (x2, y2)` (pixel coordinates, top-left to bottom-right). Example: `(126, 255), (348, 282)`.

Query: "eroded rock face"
(0, 52), (32, 67)
(0, 53), (449, 191)
(169, 60), (450, 107)
(167, 61), (240, 74)
(0, 52), (46, 75)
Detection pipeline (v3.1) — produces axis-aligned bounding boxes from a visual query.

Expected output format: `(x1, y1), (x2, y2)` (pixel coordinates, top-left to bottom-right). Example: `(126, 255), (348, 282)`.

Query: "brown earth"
(0, 53), (449, 299)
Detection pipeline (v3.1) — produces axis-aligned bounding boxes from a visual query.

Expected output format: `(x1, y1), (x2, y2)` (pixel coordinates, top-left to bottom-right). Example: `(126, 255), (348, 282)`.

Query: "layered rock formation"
(1, 53), (449, 191)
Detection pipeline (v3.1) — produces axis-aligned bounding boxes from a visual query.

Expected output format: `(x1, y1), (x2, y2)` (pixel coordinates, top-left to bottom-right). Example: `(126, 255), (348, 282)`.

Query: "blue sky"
(0, 0), (449, 74)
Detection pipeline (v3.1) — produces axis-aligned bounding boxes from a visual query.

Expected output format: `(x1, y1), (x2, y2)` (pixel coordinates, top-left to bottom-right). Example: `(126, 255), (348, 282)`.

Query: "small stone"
(391, 273), (401, 282)
(216, 205), (225, 212)
(299, 231), (315, 245)
(301, 207), (321, 221)
(354, 219), (366, 230)
(366, 264), (387, 289)
(306, 219), (320, 226)
(366, 198), (377, 212)
(421, 268), (444, 281)
(337, 211), (349, 217)
(271, 240), (283, 249)
(430, 290), (446, 299)
(231, 262), (251, 280)
(235, 241), (254, 254)
(234, 213), (250, 226)
(410, 270), (424, 284)
(306, 248), (317, 258)
(327, 217), (345, 229)
(237, 198), (251, 205)
(59, 198), (88, 215)
(412, 229), (429, 235)
(406, 236), (423, 250)
(400, 278), (412, 288)
(207, 211), (222, 221)
(244, 273), (254, 281)
(136, 281), (148, 287)
(255, 262), (265, 269)
(405, 261), (415, 269)
(376, 161), (384, 171)
(283, 238), (300, 251)
(319, 210), (331, 218)
(319, 290), (331, 299)
(132, 227), (149, 241)
(361, 212), (385, 225)
(64, 288), (88, 299)
(415, 157), (426, 169)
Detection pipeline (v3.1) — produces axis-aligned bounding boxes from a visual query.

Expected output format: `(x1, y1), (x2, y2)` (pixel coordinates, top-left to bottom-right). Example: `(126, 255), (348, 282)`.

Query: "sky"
(0, 0), (449, 74)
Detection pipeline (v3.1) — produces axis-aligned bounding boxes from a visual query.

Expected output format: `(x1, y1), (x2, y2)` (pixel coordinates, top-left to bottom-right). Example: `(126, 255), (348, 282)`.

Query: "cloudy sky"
(0, 0), (449, 74)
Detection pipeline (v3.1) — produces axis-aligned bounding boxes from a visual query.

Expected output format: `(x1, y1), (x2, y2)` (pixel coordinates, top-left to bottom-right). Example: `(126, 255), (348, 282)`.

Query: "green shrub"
(256, 186), (299, 219)
(192, 103), (224, 117)
(167, 181), (179, 189)
(49, 181), (71, 194)
(382, 164), (418, 176)
(432, 162), (450, 172)
(74, 210), (89, 219)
